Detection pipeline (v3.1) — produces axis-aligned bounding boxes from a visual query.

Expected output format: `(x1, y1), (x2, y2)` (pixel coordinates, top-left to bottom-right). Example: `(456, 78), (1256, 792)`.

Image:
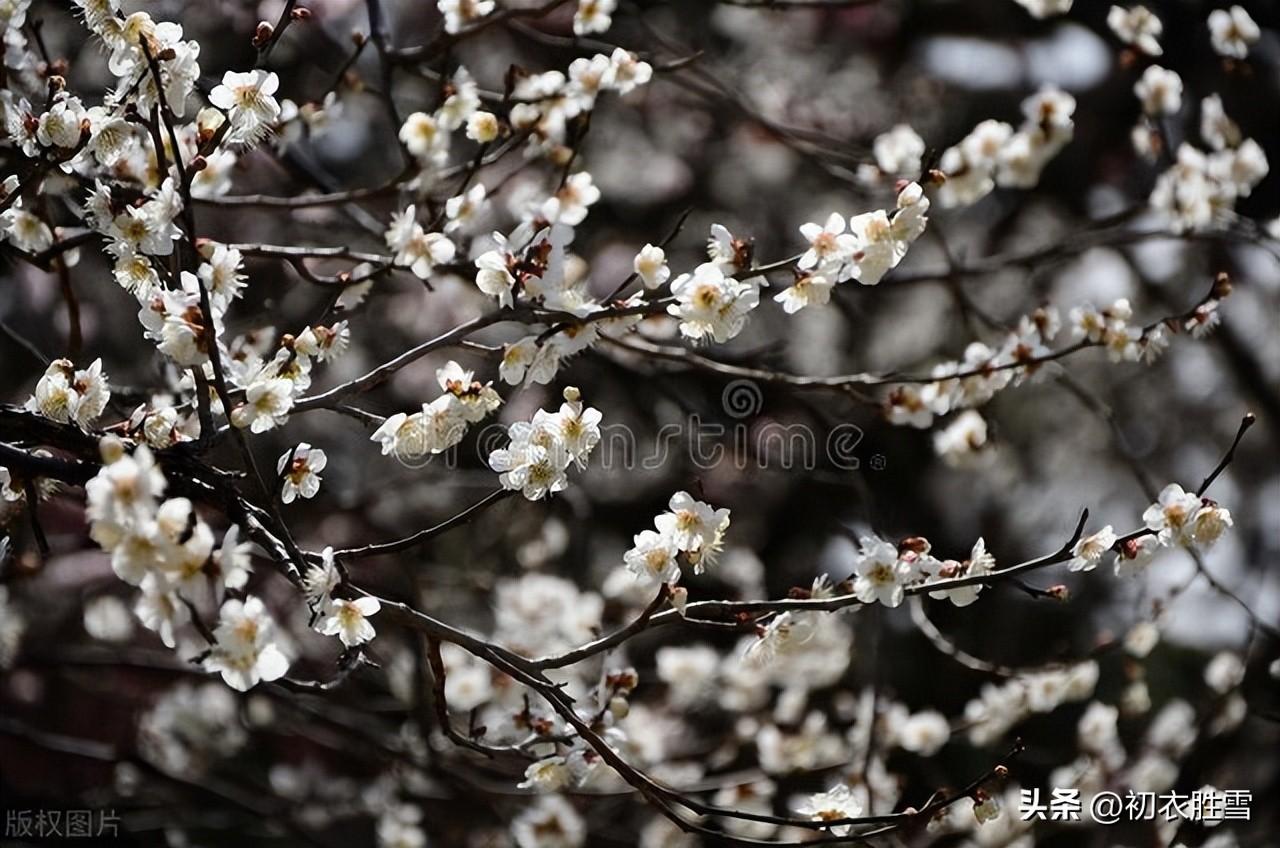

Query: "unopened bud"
(1213, 271), (1233, 298)
(562, 386), (581, 403)
(1046, 584), (1070, 601)
(253, 21), (274, 47)
(899, 536), (930, 555)
(608, 696), (629, 720)
(351, 30), (366, 46)
(47, 74), (66, 92)
(927, 168), (947, 185)
(291, 6), (311, 20)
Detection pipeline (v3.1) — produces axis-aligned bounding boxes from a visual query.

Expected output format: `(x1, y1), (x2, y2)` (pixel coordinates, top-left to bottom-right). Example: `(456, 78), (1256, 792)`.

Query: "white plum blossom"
(796, 784), (863, 836)
(1135, 66), (1183, 116)
(873, 124), (926, 177)
(437, 0), (495, 34)
(203, 596), (290, 692)
(278, 443), (326, 504)
(667, 263), (762, 343)
(852, 536), (907, 607)
(1069, 526), (1117, 572)
(318, 596), (381, 647)
(488, 387), (601, 500)
(209, 70), (280, 146)
(623, 529), (682, 587)
(633, 243), (670, 289)
(1142, 483), (1202, 545)
(1208, 6), (1260, 58)
(574, 0), (615, 36)
(774, 272), (834, 314)
(27, 358), (110, 428)
(798, 212), (855, 271)
(386, 206), (457, 279)
(1108, 5), (1163, 55)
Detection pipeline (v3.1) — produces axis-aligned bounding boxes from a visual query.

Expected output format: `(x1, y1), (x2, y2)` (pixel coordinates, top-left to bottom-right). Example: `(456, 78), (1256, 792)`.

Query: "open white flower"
(573, 0), (615, 36)
(852, 536), (906, 607)
(318, 596), (381, 647)
(1135, 66), (1182, 116)
(1142, 483), (1202, 545)
(278, 443), (326, 504)
(1108, 5), (1163, 55)
(796, 783), (863, 836)
(202, 596), (290, 691)
(624, 529), (681, 586)
(209, 70), (280, 146)
(667, 263), (761, 344)
(798, 212), (855, 271)
(655, 491), (731, 555)
(1069, 525), (1117, 572)
(1208, 6), (1259, 58)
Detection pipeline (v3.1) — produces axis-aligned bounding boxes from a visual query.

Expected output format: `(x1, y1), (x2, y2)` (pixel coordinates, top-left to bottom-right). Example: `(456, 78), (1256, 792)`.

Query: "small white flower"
(654, 491), (731, 556)
(465, 110), (500, 143)
(1208, 6), (1260, 58)
(209, 70), (281, 146)
(318, 596), (381, 647)
(1142, 483), (1202, 545)
(231, 377), (294, 433)
(1069, 525), (1117, 572)
(624, 529), (681, 586)
(633, 243), (670, 289)
(898, 710), (951, 756)
(798, 212), (855, 271)
(573, 0), (615, 36)
(518, 756), (574, 793)
(398, 111), (449, 164)
(1204, 651), (1245, 693)
(1135, 66), (1183, 116)
(1108, 5), (1163, 55)
(1190, 503), (1233, 548)
(667, 263), (761, 344)
(437, 0), (495, 34)
(873, 124), (926, 176)
(795, 783), (863, 836)
(852, 536), (905, 607)
(304, 547), (341, 607)
(277, 443), (326, 504)
(774, 273), (834, 314)
(203, 596), (290, 691)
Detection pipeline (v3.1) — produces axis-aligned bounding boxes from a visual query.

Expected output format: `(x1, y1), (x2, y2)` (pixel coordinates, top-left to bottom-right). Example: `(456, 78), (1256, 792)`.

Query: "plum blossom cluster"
(488, 386), (602, 499)
(937, 86), (1076, 207)
(1110, 483), (1233, 579)
(776, 181), (930, 313)
(371, 360), (501, 462)
(622, 491), (732, 587)
(82, 436), (288, 691)
(25, 358), (110, 429)
(964, 662), (1099, 746)
(507, 47), (652, 159)
(226, 315), (351, 434)
(884, 285), (1226, 432)
(851, 534), (998, 609)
